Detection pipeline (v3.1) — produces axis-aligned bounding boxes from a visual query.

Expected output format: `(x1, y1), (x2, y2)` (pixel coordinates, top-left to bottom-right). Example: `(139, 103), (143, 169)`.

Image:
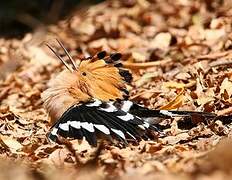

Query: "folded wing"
(48, 99), (159, 146)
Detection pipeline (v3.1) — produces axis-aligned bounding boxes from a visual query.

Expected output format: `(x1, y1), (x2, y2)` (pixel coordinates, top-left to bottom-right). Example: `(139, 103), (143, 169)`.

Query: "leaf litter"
(1, 0), (232, 179)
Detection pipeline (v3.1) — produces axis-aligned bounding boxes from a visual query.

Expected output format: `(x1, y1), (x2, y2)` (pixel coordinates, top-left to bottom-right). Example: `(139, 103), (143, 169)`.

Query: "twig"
(217, 107), (232, 116)
(197, 50), (232, 60)
(210, 60), (232, 68)
(122, 59), (172, 69)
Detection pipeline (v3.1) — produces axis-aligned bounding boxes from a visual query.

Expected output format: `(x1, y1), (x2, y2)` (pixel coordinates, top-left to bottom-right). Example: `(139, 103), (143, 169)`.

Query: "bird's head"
(41, 39), (132, 123)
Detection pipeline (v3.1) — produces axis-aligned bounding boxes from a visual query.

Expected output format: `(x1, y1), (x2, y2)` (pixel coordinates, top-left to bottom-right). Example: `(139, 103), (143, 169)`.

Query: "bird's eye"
(82, 72), (87, 76)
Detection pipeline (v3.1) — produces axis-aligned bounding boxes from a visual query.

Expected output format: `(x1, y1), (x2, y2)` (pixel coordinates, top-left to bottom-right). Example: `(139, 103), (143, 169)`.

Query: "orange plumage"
(42, 40), (218, 147)
(42, 40), (131, 124)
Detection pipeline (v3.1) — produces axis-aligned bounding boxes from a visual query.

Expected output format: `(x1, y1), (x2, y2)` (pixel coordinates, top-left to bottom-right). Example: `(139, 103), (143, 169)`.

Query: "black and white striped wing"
(116, 100), (216, 118)
(48, 99), (159, 146)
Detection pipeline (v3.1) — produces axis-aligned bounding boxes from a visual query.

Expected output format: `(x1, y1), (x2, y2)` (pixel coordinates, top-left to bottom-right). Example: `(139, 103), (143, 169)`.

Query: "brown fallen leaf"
(219, 77), (232, 100)
(0, 135), (23, 153)
(48, 148), (72, 167)
(175, 72), (191, 81)
(150, 32), (172, 50)
(130, 90), (160, 100)
(135, 72), (158, 87)
(204, 29), (226, 46)
(160, 88), (185, 110)
(131, 51), (147, 62)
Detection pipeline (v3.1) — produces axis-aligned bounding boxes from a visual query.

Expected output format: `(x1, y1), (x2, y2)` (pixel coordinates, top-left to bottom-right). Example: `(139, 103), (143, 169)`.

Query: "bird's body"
(42, 40), (216, 146)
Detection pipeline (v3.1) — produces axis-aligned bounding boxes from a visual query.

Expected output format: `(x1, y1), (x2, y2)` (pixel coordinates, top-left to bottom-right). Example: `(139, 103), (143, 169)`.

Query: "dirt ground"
(1, 0), (232, 179)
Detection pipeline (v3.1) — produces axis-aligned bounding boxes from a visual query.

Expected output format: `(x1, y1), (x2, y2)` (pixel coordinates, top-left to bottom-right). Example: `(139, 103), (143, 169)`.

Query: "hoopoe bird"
(42, 39), (216, 146)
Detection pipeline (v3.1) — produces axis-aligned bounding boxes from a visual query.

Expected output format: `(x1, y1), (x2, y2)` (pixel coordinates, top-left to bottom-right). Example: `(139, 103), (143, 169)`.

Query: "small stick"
(122, 59), (172, 69)
(217, 106), (232, 116)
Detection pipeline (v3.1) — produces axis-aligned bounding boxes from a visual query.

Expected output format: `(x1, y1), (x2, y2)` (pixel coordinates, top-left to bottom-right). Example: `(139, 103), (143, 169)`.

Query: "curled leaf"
(160, 89), (185, 110)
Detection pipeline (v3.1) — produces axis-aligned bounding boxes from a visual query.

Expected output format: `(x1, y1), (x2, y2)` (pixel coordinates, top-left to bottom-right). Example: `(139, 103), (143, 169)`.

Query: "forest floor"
(1, 0), (232, 179)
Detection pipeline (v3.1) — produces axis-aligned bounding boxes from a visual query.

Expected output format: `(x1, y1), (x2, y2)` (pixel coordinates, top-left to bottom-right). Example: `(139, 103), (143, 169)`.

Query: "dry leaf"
(135, 72), (158, 87)
(162, 133), (190, 145)
(150, 32), (171, 50)
(0, 135), (23, 153)
(204, 29), (226, 45)
(160, 89), (185, 110)
(48, 148), (72, 167)
(219, 78), (232, 99)
(175, 72), (191, 80)
(132, 51), (147, 62)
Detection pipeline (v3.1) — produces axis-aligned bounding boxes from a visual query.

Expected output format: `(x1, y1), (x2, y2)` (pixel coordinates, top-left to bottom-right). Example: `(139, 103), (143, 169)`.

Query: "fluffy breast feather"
(41, 70), (91, 124)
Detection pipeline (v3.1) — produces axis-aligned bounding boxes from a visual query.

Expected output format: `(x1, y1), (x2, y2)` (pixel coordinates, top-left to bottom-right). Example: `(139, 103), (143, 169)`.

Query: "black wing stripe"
(57, 128), (69, 138)
(94, 110), (128, 141)
(69, 126), (83, 139)
(68, 109), (84, 140)
(105, 110), (127, 116)
(99, 110), (142, 140)
(91, 110), (138, 141)
(79, 111), (97, 146)
(87, 111), (111, 135)
(82, 128), (97, 146)
(47, 127), (59, 142)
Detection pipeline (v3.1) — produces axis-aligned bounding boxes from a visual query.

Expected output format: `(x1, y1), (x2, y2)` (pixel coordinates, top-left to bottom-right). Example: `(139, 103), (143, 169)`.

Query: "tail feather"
(127, 102), (216, 119)
(215, 115), (232, 124)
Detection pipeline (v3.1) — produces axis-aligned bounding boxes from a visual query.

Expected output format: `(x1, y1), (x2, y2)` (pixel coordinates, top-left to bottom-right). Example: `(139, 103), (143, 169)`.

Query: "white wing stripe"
(70, 121), (81, 129)
(160, 110), (174, 117)
(143, 122), (150, 128)
(51, 128), (58, 135)
(59, 123), (69, 131)
(99, 102), (117, 112)
(94, 124), (110, 134)
(111, 128), (126, 139)
(117, 113), (134, 121)
(81, 122), (95, 132)
(86, 99), (102, 107)
(121, 100), (133, 112)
